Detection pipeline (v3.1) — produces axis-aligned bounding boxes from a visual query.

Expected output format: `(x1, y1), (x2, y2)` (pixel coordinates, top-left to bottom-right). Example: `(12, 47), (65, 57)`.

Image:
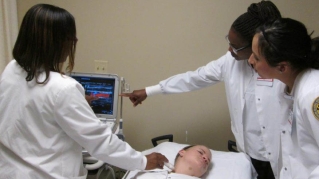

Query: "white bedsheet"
(123, 142), (257, 179)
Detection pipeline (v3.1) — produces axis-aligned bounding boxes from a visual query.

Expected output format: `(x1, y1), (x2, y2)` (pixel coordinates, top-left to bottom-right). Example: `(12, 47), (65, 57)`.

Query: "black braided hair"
(231, 0), (281, 43)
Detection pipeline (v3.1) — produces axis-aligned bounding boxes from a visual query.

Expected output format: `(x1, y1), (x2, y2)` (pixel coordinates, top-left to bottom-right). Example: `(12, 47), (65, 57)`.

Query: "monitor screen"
(70, 73), (119, 118)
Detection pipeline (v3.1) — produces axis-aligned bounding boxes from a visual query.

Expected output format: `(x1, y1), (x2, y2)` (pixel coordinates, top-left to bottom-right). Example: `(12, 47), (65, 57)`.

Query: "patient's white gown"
(126, 170), (200, 179)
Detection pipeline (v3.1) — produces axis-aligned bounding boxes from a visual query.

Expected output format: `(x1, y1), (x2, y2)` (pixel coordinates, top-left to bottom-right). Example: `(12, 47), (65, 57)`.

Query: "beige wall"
(17, 0), (319, 151)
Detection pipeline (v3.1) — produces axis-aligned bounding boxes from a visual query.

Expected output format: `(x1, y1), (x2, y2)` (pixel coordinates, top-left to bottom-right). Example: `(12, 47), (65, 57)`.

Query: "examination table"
(123, 136), (257, 179)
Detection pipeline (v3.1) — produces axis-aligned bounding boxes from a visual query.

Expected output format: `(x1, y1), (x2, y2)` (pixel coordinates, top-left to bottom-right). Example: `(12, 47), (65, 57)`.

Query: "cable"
(94, 164), (116, 179)
(95, 164), (104, 179)
(104, 164), (116, 179)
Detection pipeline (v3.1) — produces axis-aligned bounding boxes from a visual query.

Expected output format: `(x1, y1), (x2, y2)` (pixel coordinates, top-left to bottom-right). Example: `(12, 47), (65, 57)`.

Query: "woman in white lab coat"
(248, 18), (319, 179)
(0, 4), (167, 179)
(121, 1), (290, 179)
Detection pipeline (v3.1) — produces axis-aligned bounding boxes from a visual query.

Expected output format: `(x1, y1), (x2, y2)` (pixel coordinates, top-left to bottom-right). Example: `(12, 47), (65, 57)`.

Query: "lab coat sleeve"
(53, 82), (146, 171)
(297, 87), (319, 178)
(309, 168), (319, 179)
(156, 53), (229, 94)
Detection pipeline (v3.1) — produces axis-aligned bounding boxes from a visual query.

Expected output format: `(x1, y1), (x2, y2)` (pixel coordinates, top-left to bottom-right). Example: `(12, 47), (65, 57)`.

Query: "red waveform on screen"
(94, 93), (110, 98)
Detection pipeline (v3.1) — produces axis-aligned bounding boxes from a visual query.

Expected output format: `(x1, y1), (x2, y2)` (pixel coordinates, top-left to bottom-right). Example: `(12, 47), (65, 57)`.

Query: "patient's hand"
(119, 89), (147, 107)
(145, 152), (168, 170)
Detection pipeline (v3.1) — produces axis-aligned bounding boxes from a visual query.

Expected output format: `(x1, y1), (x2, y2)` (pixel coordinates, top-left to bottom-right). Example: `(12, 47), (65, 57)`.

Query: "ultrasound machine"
(69, 72), (125, 178)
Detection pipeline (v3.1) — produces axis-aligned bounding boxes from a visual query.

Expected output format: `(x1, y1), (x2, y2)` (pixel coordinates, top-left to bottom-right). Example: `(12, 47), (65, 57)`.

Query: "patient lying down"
(128, 145), (212, 179)
(174, 145), (212, 177)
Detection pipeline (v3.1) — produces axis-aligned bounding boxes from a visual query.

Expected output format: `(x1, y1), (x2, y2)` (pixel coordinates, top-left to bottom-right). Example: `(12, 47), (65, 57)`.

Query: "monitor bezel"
(69, 72), (120, 119)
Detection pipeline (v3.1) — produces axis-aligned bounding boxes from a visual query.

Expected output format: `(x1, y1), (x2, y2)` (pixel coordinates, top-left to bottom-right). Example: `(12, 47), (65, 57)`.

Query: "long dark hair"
(256, 18), (319, 70)
(13, 4), (76, 84)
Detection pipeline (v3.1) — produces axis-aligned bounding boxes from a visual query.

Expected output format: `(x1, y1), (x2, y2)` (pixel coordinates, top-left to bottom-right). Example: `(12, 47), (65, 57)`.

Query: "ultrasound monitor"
(69, 72), (120, 120)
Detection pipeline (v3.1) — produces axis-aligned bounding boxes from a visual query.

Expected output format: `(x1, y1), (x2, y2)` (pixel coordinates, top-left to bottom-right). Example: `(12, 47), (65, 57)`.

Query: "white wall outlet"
(94, 60), (108, 73)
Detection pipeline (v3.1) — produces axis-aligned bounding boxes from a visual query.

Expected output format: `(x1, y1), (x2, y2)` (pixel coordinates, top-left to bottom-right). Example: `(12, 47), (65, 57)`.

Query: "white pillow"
(141, 142), (257, 179)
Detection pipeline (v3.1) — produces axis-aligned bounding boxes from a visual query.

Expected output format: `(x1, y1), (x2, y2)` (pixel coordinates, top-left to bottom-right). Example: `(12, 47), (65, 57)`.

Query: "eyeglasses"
(225, 35), (250, 54)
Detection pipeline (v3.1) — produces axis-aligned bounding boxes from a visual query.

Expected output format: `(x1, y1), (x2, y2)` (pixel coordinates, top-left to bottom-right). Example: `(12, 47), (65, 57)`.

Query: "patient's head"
(174, 145), (212, 177)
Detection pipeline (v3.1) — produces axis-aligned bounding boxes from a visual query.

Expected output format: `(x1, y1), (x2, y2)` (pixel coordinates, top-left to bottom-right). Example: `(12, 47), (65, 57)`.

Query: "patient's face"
(176, 145), (212, 177)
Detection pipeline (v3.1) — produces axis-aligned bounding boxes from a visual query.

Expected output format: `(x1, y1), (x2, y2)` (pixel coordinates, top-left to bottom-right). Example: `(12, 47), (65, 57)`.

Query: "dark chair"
(228, 140), (238, 152)
(151, 134), (173, 147)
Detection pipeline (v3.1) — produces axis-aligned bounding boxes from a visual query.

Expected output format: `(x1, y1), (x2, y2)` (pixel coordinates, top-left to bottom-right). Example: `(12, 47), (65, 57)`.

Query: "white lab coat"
(147, 52), (290, 179)
(0, 60), (146, 179)
(280, 69), (319, 179)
